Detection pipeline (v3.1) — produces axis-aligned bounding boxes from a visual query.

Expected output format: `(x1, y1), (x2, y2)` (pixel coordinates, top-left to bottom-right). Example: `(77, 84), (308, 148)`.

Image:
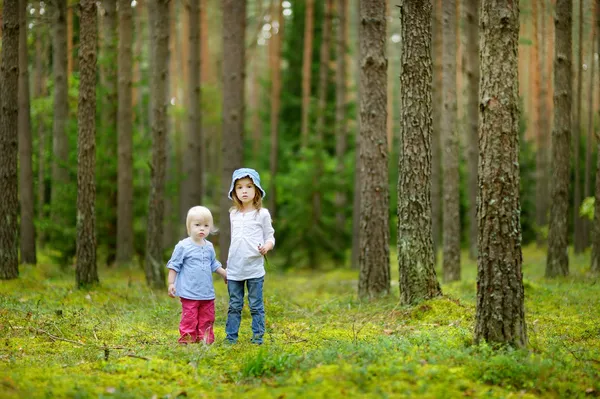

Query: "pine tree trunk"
(269, 0), (283, 218)
(475, 0), (526, 348)
(536, 0), (549, 246)
(335, 0), (348, 236)
(465, 0), (479, 260)
(18, 0), (36, 265)
(67, 6), (73, 76)
(76, 0), (99, 288)
(0, 0), (20, 280)
(546, 0), (572, 277)
(101, 0), (118, 265)
(51, 0), (70, 232)
(591, 0), (600, 274)
(316, 0), (332, 142)
(573, 0), (584, 253)
(442, 0), (461, 282)
(300, 0), (314, 149)
(219, 0), (245, 264)
(116, 0), (134, 265)
(180, 0), (202, 231)
(145, 0), (170, 289)
(357, 0), (390, 299)
(431, 0), (443, 259)
(397, 0), (442, 305)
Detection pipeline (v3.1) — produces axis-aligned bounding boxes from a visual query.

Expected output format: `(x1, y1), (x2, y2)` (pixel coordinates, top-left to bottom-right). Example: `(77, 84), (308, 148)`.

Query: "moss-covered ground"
(1, 245), (599, 398)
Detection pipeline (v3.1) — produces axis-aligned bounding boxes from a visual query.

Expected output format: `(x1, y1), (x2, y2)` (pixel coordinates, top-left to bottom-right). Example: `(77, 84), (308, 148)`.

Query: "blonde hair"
(186, 206), (218, 236)
(231, 177), (263, 212)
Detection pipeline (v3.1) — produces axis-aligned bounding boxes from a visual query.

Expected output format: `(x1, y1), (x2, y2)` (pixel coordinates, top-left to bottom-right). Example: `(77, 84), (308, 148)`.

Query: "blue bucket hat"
(228, 168), (266, 200)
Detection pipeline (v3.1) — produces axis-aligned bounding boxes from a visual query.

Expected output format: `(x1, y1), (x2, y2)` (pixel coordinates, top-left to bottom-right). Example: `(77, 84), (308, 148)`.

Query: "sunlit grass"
(1, 245), (598, 398)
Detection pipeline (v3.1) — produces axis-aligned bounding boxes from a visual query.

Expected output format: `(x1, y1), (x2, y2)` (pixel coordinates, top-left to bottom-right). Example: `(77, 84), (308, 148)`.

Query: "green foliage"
(1, 246), (599, 397)
(580, 197), (595, 221)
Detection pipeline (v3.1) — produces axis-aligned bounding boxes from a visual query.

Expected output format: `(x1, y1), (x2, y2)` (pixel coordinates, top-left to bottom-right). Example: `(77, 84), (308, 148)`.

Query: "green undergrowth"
(1, 246), (599, 398)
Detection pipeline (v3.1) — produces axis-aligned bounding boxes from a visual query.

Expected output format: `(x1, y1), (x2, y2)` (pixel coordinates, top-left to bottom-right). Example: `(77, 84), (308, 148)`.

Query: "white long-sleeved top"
(226, 208), (275, 281)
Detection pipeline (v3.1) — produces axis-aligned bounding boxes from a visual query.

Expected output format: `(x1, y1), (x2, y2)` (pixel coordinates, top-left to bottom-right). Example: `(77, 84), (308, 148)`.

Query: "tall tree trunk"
(100, 0), (118, 265)
(583, 1), (597, 248)
(431, 0), (443, 259)
(546, 0), (572, 277)
(300, 0), (314, 149)
(145, 0), (170, 289)
(19, 0), (36, 264)
(269, 0), (283, 218)
(67, 6), (73, 76)
(180, 0), (202, 232)
(76, 0), (99, 287)
(51, 0), (70, 234)
(592, 0), (600, 274)
(397, 0), (442, 305)
(442, 0), (460, 282)
(573, 0), (584, 253)
(116, 0), (134, 265)
(249, 0), (265, 157)
(219, 0), (245, 264)
(357, 0), (390, 299)
(335, 0), (348, 236)
(465, 0), (479, 260)
(475, 0), (526, 348)
(536, 0), (549, 246)
(0, 0), (20, 280)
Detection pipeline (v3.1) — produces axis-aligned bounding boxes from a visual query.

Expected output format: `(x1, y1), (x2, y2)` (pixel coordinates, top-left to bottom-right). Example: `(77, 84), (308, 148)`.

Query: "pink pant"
(179, 298), (215, 344)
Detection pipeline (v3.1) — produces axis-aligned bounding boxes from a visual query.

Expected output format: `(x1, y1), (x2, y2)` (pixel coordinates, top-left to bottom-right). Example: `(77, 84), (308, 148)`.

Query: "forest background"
(1, 0), (600, 397)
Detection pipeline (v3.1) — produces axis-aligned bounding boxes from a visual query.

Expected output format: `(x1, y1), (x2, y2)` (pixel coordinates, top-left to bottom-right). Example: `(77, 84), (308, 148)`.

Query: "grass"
(1, 245), (599, 398)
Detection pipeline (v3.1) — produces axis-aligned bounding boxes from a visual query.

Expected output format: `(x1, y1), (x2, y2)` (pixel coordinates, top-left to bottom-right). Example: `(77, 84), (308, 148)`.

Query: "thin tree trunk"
(269, 0), (283, 218)
(536, 0), (549, 246)
(465, 0), (479, 260)
(67, 6), (73, 76)
(431, 0), (443, 259)
(0, 0), (20, 280)
(316, 0), (332, 142)
(592, 0), (600, 274)
(397, 0), (442, 305)
(76, 0), (99, 287)
(219, 0), (245, 265)
(300, 0), (314, 149)
(51, 0), (70, 232)
(116, 0), (134, 264)
(442, 0), (461, 282)
(335, 0), (348, 236)
(573, 0), (584, 253)
(19, 0), (36, 264)
(180, 0), (202, 231)
(475, 0), (526, 348)
(546, 0), (572, 277)
(145, 0), (170, 289)
(357, 0), (390, 299)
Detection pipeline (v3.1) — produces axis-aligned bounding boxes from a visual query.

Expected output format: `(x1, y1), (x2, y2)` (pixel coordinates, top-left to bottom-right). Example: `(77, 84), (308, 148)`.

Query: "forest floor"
(1, 245), (599, 398)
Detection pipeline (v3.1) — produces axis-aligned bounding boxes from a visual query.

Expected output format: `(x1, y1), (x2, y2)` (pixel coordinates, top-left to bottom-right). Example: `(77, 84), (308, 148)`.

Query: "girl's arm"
(167, 269), (177, 297)
(259, 209), (275, 255)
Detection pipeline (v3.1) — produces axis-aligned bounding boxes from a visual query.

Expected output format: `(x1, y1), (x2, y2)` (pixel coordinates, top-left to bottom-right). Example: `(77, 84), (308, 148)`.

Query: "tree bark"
(269, 0), (283, 218)
(573, 0), (584, 253)
(145, 0), (170, 289)
(591, 0), (600, 274)
(116, 0), (134, 264)
(335, 0), (348, 236)
(180, 0), (202, 232)
(51, 0), (70, 233)
(442, 0), (460, 282)
(465, 0), (479, 260)
(397, 0), (442, 305)
(546, 0), (572, 278)
(300, 0), (314, 149)
(0, 0), (20, 279)
(536, 0), (549, 246)
(358, 0), (390, 299)
(219, 0), (245, 264)
(19, 0), (36, 264)
(76, 0), (99, 288)
(431, 0), (443, 259)
(475, 0), (526, 348)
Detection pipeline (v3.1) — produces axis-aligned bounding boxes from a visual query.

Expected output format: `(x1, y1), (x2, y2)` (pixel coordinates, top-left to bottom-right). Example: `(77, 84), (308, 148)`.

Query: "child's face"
(188, 216), (211, 243)
(234, 178), (256, 207)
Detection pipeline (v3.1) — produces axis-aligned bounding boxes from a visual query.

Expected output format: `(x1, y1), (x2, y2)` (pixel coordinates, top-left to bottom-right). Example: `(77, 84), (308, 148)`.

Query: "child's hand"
(258, 242), (273, 255)
(168, 283), (176, 298)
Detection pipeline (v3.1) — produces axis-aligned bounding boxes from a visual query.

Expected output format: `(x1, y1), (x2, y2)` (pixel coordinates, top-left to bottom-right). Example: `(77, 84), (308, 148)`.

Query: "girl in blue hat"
(225, 168), (275, 345)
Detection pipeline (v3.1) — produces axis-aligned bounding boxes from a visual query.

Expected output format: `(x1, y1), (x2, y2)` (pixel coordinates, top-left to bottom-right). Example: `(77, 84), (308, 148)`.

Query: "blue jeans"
(225, 277), (265, 344)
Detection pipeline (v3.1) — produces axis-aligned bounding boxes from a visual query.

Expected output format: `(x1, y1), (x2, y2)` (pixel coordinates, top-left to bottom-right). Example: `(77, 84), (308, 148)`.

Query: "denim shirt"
(167, 237), (222, 300)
